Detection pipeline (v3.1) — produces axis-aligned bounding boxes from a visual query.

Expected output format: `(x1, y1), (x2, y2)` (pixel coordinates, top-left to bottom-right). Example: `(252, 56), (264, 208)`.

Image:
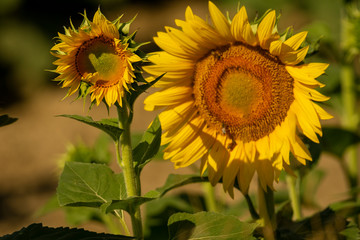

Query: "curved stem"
(258, 179), (276, 240)
(117, 104), (143, 239)
(244, 194), (260, 220)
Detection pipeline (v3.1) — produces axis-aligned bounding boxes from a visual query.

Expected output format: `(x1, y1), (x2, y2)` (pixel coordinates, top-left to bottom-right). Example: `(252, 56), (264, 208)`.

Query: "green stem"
(341, 5), (359, 199)
(244, 194), (260, 220)
(341, 64), (358, 192)
(286, 173), (302, 221)
(202, 182), (218, 212)
(116, 104), (143, 239)
(258, 179), (276, 240)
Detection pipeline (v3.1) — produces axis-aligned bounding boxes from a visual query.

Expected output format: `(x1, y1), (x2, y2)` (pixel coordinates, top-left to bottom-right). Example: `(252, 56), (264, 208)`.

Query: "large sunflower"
(51, 9), (142, 107)
(144, 2), (332, 196)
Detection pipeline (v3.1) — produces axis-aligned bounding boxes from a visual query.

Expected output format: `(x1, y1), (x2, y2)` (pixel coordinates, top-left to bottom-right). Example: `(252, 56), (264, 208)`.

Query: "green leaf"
(133, 116), (162, 173)
(340, 222), (360, 240)
(168, 212), (259, 240)
(104, 194), (157, 214)
(144, 194), (201, 240)
(153, 174), (206, 197)
(0, 223), (134, 240)
(321, 127), (360, 158)
(59, 114), (123, 142)
(57, 162), (122, 207)
(0, 114), (17, 127)
(105, 174), (206, 214)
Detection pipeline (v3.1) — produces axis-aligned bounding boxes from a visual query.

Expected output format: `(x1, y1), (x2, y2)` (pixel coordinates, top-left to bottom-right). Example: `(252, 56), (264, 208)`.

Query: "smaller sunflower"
(51, 9), (142, 107)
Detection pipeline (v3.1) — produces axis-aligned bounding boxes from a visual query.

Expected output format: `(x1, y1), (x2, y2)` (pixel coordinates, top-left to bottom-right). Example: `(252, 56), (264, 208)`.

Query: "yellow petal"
(298, 63), (329, 78)
(185, 6), (194, 21)
(257, 10), (276, 49)
(283, 31), (308, 51)
(207, 135), (230, 185)
(159, 101), (195, 133)
(291, 102), (319, 143)
(280, 45), (309, 65)
(231, 6), (247, 41)
(237, 161), (255, 193)
(208, 1), (233, 40)
(313, 103), (333, 120)
(290, 135), (312, 161)
(269, 39), (283, 56)
(286, 65), (325, 87)
(165, 26), (207, 57)
(144, 86), (193, 111)
(154, 32), (193, 59)
(223, 145), (241, 191)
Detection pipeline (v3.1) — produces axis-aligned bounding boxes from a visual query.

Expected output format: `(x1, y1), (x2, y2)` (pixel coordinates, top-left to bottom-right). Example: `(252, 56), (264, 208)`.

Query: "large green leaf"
(59, 114), (123, 142)
(57, 162), (123, 207)
(168, 212), (258, 240)
(0, 114), (17, 127)
(321, 127), (360, 158)
(0, 223), (134, 240)
(133, 116), (162, 173)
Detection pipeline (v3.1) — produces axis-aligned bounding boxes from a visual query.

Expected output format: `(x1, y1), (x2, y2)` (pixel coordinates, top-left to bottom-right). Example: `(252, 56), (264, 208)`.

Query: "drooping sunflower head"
(144, 2), (332, 196)
(51, 9), (142, 107)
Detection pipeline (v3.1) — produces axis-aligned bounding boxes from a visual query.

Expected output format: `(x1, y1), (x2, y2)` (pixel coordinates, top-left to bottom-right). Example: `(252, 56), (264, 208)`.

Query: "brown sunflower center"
(75, 36), (126, 86)
(193, 43), (294, 143)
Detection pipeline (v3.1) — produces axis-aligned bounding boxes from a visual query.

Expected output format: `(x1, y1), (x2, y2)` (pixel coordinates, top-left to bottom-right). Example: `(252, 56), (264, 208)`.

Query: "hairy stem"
(117, 104), (143, 239)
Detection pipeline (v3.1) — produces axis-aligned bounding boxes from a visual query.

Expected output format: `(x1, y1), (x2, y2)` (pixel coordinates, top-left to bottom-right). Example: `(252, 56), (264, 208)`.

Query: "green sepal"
(119, 14), (137, 36)
(58, 114), (123, 142)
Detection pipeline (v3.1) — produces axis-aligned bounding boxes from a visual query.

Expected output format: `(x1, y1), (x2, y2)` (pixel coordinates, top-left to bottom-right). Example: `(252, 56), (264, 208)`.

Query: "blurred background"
(0, 0), (356, 236)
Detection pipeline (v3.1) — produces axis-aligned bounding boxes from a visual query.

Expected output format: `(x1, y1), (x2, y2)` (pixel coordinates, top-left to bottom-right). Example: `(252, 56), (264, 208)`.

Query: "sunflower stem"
(341, 64), (358, 191)
(258, 179), (276, 240)
(286, 172), (302, 221)
(203, 182), (218, 212)
(244, 193), (260, 220)
(341, 4), (359, 200)
(116, 103), (143, 239)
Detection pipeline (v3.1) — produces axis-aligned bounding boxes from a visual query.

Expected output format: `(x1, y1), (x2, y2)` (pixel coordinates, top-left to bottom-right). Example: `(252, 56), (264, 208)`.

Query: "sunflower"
(144, 2), (332, 196)
(51, 9), (142, 107)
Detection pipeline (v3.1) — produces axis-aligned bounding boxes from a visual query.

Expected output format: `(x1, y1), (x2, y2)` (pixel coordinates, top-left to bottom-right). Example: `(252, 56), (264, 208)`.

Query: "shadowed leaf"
(168, 211), (258, 240)
(0, 223), (134, 240)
